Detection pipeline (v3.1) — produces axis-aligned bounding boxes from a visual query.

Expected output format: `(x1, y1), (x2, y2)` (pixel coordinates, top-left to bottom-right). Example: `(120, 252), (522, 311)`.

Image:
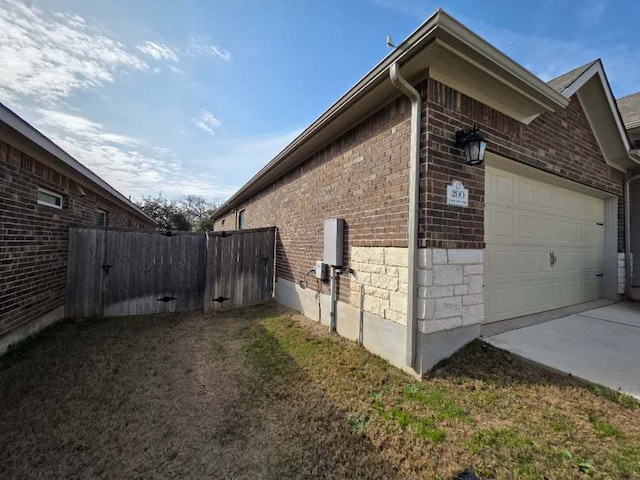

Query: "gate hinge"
(596, 222), (604, 226)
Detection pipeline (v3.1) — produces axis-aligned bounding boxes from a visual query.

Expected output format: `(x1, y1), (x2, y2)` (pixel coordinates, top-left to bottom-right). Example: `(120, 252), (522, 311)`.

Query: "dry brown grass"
(1, 302), (638, 479)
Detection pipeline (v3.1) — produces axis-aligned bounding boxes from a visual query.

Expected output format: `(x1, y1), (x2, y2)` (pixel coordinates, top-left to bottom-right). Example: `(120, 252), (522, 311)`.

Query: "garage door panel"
(568, 281), (581, 302)
(487, 276), (604, 321)
(487, 208), (603, 247)
(485, 166), (605, 323)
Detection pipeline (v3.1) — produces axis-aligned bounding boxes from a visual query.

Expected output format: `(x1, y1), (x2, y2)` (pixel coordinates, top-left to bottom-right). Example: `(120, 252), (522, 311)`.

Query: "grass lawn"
(1, 302), (638, 479)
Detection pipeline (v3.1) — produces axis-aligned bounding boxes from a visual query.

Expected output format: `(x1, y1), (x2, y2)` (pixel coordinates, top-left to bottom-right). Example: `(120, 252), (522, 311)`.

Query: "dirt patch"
(1, 303), (639, 479)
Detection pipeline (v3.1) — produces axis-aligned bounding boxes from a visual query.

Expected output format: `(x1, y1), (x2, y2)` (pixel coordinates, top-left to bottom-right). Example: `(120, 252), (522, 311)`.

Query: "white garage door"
(484, 165), (605, 323)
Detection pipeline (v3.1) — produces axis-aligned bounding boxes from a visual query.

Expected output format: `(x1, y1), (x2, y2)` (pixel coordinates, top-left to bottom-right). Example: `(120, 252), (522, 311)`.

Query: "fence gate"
(66, 227), (206, 318)
(203, 227), (276, 312)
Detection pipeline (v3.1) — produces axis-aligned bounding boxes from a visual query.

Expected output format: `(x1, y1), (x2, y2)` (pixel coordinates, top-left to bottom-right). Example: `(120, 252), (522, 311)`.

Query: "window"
(221, 218), (225, 226)
(238, 210), (246, 230)
(37, 187), (62, 209)
(96, 209), (108, 227)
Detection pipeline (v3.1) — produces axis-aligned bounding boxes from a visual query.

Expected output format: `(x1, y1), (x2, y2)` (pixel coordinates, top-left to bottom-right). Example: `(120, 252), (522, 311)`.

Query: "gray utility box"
(323, 218), (344, 267)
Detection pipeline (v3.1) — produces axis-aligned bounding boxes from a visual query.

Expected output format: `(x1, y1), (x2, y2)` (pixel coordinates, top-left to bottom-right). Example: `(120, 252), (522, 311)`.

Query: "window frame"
(37, 187), (63, 209)
(96, 208), (108, 227)
(238, 210), (246, 230)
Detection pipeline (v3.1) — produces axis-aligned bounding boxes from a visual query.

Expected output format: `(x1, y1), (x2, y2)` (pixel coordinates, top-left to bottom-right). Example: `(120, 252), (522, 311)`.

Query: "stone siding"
(349, 247), (408, 325)
(416, 248), (484, 334)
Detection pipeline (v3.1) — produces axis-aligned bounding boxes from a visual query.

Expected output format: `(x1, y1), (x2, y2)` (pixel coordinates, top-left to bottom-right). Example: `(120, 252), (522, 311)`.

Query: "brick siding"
(216, 76), (626, 309)
(0, 139), (154, 338)
(214, 210), (236, 231)
(214, 96), (412, 304)
(424, 78), (625, 250)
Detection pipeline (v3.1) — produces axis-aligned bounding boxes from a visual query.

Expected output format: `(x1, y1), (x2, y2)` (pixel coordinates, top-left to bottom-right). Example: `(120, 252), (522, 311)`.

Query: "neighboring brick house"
(213, 10), (640, 375)
(0, 104), (156, 353)
(618, 92), (640, 288)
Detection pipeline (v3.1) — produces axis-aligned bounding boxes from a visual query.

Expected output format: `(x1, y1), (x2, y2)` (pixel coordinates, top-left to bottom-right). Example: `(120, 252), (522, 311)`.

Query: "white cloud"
(195, 110), (222, 134)
(36, 109), (138, 146)
(209, 45), (232, 62)
(0, 2), (240, 200)
(33, 107), (234, 199)
(0, 1), (147, 104)
(188, 40), (232, 63)
(136, 41), (178, 62)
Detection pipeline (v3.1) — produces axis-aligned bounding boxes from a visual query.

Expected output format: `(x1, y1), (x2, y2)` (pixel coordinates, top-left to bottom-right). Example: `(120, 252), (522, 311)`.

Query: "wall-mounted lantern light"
(455, 126), (487, 166)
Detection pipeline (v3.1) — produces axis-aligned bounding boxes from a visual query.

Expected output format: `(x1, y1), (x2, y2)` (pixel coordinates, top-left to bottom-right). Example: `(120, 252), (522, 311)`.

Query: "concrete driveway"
(484, 302), (640, 399)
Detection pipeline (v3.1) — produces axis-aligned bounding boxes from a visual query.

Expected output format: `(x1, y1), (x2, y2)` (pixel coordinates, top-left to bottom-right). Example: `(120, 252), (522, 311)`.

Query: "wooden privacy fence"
(204, 228), (276, 313)
(66, 226), (275, 318)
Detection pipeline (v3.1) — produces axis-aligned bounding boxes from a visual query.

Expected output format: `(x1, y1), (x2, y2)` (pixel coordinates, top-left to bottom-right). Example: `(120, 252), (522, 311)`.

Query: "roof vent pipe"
(389, 63), (422, 370)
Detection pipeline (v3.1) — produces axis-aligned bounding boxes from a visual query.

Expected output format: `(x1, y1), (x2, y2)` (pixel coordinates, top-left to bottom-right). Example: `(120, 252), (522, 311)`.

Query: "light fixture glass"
(455, 127), (487, 165)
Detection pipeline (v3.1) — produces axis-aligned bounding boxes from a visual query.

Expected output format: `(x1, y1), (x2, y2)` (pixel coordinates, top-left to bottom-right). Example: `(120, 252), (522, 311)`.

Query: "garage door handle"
(550, 252), (557, 267)
(596, 274), (603, 277)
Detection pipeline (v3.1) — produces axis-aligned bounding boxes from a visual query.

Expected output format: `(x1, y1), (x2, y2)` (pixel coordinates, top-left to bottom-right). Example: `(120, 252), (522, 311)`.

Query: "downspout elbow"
(389, 62), (422, 371)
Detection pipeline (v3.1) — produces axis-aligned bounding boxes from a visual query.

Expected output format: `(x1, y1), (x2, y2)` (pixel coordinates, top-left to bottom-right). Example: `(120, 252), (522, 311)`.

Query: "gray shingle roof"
(547, 60), (598, 93)
(617, 92), (640, 129)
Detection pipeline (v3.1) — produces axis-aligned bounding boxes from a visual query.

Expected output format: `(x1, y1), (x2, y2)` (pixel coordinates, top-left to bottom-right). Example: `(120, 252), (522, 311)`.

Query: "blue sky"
(1, 0), (638, 201)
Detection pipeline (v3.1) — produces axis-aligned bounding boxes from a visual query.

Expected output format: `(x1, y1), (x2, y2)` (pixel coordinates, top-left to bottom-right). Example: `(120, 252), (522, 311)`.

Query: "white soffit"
(428, 41), (548, 124)
(562, 61), (639, 172)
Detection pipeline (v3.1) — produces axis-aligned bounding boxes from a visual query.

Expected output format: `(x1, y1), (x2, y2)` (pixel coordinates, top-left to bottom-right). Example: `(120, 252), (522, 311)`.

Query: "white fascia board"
(437, 12), (569, 109)
(562, 61), (632, 153)
(0, 104), (157, 225)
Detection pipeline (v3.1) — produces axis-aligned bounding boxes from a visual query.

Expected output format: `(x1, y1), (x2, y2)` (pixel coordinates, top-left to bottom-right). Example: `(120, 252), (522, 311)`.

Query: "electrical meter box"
(323, 218), (344, 266)
(314, 260), (326, 281)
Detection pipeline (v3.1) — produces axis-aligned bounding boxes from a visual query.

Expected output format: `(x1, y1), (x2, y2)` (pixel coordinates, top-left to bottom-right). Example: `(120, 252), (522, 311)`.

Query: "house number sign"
(446, 180), (469, 207)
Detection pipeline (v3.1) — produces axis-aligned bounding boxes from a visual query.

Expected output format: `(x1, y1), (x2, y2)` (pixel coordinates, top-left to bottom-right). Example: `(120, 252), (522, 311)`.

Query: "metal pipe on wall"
(624, 172), (640, 300)
(389, 62), (422, 370)
(329, 266), (337, 332)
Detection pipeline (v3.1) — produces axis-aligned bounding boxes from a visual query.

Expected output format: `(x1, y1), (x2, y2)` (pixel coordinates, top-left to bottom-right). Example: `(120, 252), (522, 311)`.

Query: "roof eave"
(561, 60), (638, 172)
(213, 9), (570, 220)
(0, 104), (157, 225)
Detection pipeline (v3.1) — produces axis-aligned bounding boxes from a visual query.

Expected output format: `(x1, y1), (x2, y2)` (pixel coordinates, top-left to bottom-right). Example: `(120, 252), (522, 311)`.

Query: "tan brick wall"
(213, 210), (236, 231)
(0, 139), (154, 338)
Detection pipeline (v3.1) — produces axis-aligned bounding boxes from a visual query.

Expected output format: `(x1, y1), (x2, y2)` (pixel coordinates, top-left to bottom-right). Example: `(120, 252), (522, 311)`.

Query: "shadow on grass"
(429, 340), (640, 409)
(0, 306), (403, 480)
(221, 314), (403, 479)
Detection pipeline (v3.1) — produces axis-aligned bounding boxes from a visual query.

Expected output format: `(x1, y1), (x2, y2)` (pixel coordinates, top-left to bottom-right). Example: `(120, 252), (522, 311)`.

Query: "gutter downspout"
(625, 171), (640, 300)
(389, 63), (422, 370)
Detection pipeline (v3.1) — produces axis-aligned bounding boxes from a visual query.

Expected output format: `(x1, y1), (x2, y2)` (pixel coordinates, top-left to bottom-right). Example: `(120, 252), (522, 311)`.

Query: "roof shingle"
(547, 60), (597, 93)
(617, 92), (640, 130)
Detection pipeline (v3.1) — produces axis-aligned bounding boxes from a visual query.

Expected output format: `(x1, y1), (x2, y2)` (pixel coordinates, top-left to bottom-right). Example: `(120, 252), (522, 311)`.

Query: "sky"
(0, 0), (638, 202)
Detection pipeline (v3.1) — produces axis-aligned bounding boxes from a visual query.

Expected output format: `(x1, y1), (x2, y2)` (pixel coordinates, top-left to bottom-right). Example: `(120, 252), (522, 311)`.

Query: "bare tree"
(136, 194), (223, 232)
